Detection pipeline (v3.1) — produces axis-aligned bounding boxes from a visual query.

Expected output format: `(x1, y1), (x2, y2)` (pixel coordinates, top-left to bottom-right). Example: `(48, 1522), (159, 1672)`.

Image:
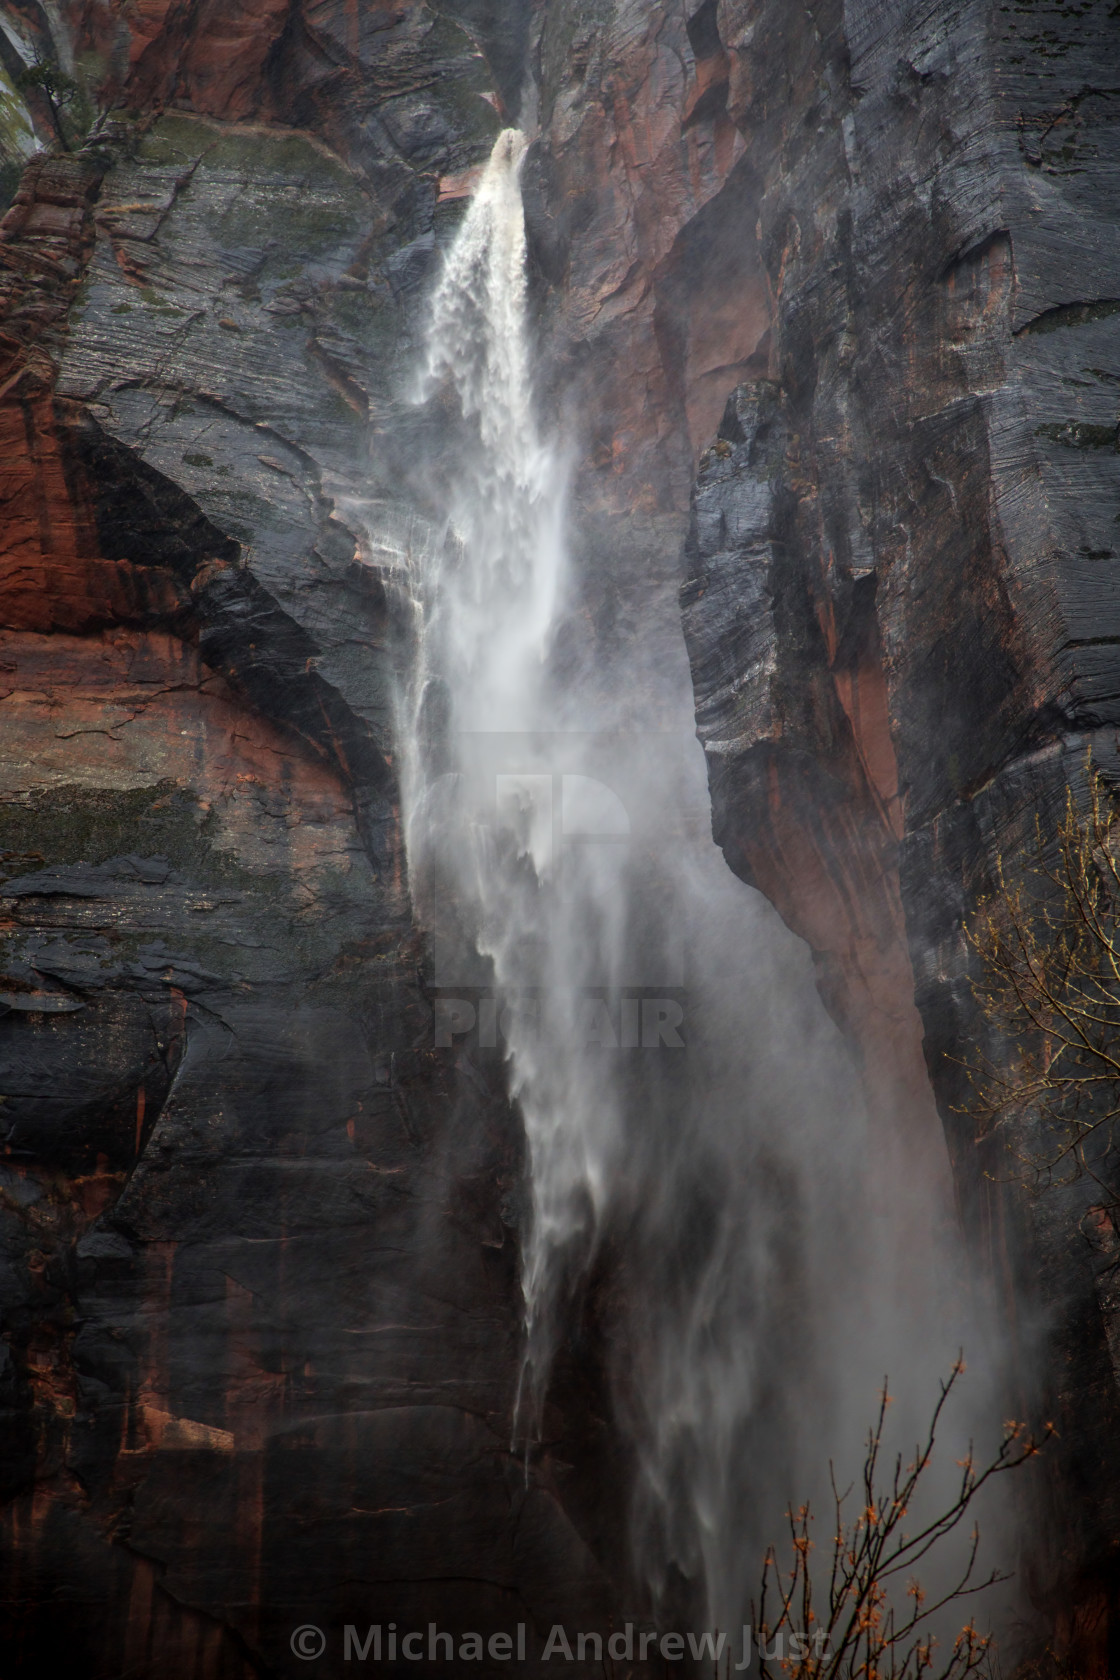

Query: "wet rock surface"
(0, 9), (620, 1674)
(677, 0), (1120, 1666)
(1, 0), (1119, 1670)
(0, 625), (626, 1673)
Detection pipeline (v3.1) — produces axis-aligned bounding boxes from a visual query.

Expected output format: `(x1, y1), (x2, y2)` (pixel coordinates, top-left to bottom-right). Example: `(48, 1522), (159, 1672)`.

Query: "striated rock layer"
(0, 8), (622, 1676)
(673, 1), (1120, 1672)
(0, 0), (1119, 1671)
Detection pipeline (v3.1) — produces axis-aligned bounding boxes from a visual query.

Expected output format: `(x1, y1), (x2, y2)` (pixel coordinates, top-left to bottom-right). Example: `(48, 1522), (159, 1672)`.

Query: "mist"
(393, 126), (1012, 1641)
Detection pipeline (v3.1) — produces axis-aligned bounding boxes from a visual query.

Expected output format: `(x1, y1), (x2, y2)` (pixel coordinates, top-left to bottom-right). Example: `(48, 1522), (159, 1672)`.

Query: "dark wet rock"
(0, 17), (621, 1667)
(675, 0), (1120, 1665)
(2, 0), (1120, 1670)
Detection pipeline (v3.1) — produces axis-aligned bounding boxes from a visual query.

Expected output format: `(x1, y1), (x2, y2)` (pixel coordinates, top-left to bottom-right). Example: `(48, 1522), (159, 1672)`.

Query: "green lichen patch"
(1037, 419), (1119, 449)
(134, 113), (216, 169)
(202, 127), (357, 191)
(0, 783), (232, 885)
(1019, 298), (1120, 335)
(0, 781), (384, 989)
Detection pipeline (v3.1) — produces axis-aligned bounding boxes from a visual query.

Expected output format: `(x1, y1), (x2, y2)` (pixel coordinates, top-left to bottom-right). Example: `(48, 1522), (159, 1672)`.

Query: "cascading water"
(398, 128), (1006, 1637)
(402, 128), (630, 1423)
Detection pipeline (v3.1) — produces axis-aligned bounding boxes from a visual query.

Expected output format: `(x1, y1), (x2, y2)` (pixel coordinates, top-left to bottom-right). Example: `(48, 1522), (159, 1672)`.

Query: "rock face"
(0, 9), (620, 1675)
(2, 0), (1120, 1671)
(673, 0), (1120, 1669)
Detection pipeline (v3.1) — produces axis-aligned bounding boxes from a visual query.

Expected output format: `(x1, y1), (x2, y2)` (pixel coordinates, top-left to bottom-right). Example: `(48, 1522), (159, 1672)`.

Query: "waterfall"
(404, 127), (625, 1427)
(414, 129), (562, 734)
(399, 128), (1003, 1637)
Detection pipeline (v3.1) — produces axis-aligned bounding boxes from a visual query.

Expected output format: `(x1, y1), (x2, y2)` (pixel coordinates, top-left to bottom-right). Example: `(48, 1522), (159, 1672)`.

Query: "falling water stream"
(396, 129), (1004, 1636)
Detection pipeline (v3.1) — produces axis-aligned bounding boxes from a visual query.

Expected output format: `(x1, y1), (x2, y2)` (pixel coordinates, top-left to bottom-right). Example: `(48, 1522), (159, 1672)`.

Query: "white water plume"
(404, 128), (625, 1422)
(398, 127), (1009, 1637)
(414, 129), (563, 732)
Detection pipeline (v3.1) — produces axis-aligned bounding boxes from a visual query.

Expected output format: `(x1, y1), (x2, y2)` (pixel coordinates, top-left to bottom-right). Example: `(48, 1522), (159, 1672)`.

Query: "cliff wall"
(672, 1), (1120, 1668)
(0, 9), (621, 1674)
(0, 0), (1118, 1672)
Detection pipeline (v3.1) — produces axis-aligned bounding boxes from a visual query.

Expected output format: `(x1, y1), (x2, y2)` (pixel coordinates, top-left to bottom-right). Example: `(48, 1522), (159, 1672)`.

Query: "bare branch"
(750, 1365), (1050, 1680)
(959, 762), (1120, 1202)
